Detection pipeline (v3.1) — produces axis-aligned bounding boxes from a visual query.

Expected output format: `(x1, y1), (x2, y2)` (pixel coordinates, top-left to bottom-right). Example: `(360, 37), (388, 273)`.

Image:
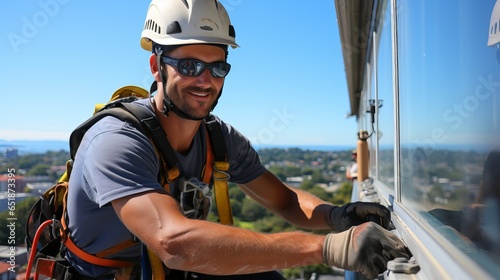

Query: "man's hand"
(329, 202), (390, 232)
(323, 222), (410, 279)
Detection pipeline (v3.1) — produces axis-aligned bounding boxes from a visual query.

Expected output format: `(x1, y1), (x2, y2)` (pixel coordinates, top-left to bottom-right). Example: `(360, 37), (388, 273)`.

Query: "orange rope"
(25, 220), (53, 280)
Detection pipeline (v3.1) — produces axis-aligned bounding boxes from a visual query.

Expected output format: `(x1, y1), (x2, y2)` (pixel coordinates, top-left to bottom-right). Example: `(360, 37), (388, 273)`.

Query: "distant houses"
(0, 175), (53, 193)
(0, 175), (55, 212)
(4, 148), (18, 159)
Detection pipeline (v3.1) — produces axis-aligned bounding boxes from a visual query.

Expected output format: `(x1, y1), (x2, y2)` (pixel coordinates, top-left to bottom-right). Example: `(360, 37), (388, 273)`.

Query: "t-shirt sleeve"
(221, 119), (266, 184)
(81, 117), (162, 207)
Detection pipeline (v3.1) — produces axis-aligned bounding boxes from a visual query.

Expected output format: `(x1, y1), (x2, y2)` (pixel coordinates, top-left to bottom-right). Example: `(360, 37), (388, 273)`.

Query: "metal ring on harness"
(213, 168), (230, 181)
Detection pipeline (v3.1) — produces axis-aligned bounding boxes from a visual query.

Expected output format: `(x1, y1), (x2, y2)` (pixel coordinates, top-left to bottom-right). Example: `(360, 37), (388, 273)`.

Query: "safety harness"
(25, 86), (233, 280)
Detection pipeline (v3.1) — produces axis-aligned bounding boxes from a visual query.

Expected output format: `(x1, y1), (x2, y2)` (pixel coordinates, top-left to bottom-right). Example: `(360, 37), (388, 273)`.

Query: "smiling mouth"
(190, 91), (209, 97)
(186, 87), (214, 98)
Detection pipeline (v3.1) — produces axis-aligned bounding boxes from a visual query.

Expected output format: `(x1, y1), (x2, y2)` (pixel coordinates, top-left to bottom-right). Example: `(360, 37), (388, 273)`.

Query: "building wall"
(350, 0), (500, 279)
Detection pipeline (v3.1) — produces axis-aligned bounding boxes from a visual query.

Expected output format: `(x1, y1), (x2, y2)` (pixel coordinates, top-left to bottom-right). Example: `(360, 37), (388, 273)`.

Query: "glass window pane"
(376, 1), (395, 190)
(398, 0), (500, 275)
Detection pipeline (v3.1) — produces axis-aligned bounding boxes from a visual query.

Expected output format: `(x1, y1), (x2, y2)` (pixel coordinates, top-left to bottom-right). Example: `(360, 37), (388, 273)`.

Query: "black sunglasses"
(161, 56), (231, 78)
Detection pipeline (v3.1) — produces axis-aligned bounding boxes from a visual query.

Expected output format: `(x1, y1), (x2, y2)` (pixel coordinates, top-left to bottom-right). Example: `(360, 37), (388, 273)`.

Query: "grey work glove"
(323, 222), (410, 279)
(329, 202), (391, 232)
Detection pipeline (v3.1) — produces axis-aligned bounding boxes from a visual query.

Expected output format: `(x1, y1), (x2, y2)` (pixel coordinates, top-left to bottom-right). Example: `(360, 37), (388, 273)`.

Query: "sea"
(2, 139), (491, 156)
(0, 139), (70, 155)
(0, 139), (353, 155)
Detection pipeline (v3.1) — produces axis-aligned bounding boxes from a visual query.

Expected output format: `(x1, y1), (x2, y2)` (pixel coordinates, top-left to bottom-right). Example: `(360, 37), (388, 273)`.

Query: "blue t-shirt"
(65, 99), (266, 277)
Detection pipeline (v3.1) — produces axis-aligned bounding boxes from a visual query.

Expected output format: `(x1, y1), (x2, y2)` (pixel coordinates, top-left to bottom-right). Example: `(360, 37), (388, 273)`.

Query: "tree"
(0, 197), (37, 246)
(228, 183), (245, 201)
(331, 182), (352, 205)
(230, 198), (242, 217)
(283, 264), (334, 280)
(302, 185), (330, 201)
(252, 215), (294, 233)
(267, 166), (287, 181)
(428, 184), (445, 203)
(27, 163), (51, 176)
(241, 197), (272, 221)
(300, 180), (316, 191)
(284, 166), (302, 177)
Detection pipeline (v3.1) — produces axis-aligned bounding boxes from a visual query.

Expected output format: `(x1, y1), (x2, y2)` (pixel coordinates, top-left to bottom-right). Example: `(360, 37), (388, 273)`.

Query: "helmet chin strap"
(154, 48), (209, 121)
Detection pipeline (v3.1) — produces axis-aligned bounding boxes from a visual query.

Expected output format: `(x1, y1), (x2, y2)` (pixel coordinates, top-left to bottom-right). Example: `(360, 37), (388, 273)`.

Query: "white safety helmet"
(488, 0), (500, 47)
(140, 0), (239, 52)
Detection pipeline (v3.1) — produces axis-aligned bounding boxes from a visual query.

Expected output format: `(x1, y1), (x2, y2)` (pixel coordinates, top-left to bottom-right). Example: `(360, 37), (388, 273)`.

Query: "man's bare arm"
(111, 189), (324, 275)
(238, 170), (334, 230)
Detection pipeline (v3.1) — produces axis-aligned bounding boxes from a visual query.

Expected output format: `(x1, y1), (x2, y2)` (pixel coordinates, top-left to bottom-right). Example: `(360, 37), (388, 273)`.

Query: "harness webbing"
(204, 115), (233, 225)
(64, 233), (135, 268)
(80, 103), (234, 267)
(119, 102), (181, 183)
(27, 94), (234, 279)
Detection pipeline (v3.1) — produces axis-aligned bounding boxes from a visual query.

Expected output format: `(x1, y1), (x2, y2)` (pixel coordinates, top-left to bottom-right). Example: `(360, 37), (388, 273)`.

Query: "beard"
(167, 84), (219, 119)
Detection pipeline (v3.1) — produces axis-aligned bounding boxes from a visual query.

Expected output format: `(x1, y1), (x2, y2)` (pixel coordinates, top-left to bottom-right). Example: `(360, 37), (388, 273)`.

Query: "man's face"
(163, 44), (227, 119)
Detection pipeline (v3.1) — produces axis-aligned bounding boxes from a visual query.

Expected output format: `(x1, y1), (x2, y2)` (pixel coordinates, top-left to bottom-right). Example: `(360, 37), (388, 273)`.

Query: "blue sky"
(0, 0), (358, 147)
(396, 0), (499, 148)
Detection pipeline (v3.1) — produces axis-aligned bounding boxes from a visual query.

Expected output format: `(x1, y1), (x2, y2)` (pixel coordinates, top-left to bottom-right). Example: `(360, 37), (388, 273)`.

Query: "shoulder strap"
(119, 102), (180, 183)
(57, 101), (185, 269)
(204, 114), (233, 225)
(69, 101), (180, 183)
(204, 114), (227, 162)
(69, 101), (144, 160)
(71, 103), (233, 222)
(65, 103), (233, 273)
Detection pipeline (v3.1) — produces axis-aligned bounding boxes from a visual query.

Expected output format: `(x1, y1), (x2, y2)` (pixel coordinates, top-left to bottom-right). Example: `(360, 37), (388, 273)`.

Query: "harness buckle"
(51, 218), (62, 239)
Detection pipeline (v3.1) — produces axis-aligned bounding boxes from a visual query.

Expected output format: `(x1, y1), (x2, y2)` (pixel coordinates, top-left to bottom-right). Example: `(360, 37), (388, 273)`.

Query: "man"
(65, 0), (409, 279)
(346, 150), (358, 182)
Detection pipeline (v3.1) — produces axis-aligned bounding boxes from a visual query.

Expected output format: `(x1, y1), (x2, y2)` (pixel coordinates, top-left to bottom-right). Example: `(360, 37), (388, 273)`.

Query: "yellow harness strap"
(147, 249), (166, 280)
(86, 92), (233, 277)
(204, 130), (233, 225)
(213, 161), (233, 225)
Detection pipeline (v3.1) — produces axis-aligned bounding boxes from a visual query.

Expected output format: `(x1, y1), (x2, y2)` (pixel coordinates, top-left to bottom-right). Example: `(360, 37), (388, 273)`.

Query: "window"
(397, 0), (500, 276)
(374, 0), (395, 190)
